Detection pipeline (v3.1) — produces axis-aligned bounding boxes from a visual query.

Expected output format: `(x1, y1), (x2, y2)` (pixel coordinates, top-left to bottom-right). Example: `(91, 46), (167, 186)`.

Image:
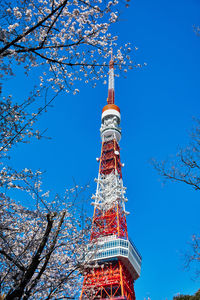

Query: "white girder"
(108, 65), (114, 91)
(92, 172), (128, 213)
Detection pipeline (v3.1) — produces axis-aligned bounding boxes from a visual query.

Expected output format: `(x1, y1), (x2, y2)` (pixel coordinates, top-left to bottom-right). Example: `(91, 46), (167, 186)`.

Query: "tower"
(80, 54), (141, 300)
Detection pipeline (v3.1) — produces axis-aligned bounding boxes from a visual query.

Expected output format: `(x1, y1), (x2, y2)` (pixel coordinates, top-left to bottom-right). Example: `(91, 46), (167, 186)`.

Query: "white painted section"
(100, 113), (121, 141)
(92, 173), (126, 212)
(102, 109), (121, 120)
(101, 128), (121, 141)
(108, 67), (114, 90)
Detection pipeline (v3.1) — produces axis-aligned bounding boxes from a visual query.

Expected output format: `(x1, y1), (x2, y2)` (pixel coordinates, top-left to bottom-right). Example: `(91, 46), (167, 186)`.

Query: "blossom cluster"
(0, 0), (135, 94)
(0, 180), (91, 299)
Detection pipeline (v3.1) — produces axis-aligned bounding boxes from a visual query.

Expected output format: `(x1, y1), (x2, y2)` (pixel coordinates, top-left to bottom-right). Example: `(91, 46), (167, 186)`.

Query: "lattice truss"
(90, 173), (128, 240)
(81, 261), (136, 300)
(90, 127), (129, 239)
(92, 173), (128, 212)
(100, 139), (122, 175)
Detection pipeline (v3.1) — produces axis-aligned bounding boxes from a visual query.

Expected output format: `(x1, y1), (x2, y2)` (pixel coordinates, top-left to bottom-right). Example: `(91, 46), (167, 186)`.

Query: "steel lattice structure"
(80, 55), (141, 300)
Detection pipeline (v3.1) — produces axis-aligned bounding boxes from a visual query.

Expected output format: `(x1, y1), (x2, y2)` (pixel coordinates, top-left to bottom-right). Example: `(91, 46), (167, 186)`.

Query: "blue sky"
(3, 0), (200, 299)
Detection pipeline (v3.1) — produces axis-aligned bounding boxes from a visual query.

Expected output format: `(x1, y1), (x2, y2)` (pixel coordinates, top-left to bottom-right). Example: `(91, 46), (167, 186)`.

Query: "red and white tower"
(80, 55), (141, 300)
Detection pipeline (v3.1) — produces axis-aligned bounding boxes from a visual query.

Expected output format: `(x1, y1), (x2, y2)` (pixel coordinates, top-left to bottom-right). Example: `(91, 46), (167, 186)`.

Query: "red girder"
(81, 261), (136, 300)
(100, 140), (122, 178)
(90, 204), (128, 241)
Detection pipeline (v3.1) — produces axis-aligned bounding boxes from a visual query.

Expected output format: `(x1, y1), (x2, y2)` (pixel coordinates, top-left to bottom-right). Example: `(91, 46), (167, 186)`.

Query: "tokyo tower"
(80, 54), (142, 300)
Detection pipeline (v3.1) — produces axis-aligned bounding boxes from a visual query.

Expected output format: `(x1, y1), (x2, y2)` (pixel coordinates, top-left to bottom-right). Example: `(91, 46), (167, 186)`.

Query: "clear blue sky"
(4, 0), (200, 299)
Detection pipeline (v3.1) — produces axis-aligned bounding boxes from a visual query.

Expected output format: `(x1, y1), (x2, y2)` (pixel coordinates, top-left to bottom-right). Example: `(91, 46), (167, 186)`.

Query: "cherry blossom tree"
(0, 1), (137, 298)
(153, 119), (200, 192)
(0, 93), (92, 299)
(153, 119), (200, 278)
(0, 178), (91, 299)
(0, 101), (92, 299)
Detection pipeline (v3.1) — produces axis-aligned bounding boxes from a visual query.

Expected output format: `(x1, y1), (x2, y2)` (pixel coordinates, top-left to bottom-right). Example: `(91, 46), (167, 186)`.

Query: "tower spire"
(107, 49), (115, 104)
(80, 53), (142, 300)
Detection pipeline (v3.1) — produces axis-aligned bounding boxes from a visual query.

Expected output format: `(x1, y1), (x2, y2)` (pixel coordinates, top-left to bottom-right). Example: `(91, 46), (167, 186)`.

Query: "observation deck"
(87, 236), (142, 281)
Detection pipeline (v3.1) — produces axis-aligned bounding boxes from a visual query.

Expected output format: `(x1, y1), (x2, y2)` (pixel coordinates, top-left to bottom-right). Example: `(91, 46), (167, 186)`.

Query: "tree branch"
(5, 213), (54, 300)
(23, 211), (66, 300)
(0, 249), (26, 272)
(0, 0), (69, 56)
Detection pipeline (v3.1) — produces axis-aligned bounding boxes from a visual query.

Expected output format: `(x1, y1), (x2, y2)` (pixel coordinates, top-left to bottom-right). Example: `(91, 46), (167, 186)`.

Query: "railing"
(128, 237), (142, 260)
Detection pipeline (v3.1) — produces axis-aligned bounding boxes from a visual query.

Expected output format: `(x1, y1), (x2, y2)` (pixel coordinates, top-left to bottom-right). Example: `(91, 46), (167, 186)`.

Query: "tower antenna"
(107, 48), (115, 104)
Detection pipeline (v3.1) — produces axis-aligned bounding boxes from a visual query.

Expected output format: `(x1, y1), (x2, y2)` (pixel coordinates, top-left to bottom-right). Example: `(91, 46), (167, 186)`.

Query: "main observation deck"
(87, 236), (142, 281)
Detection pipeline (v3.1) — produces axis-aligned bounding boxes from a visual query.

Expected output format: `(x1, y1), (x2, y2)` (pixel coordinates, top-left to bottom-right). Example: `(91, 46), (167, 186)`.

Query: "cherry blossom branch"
(23, 211), (66, 300)
(45, 264), (81, 300)
(0, 249), (26, 272)
(5, 213), (54, 300)
(0, 0), (69, 56)
(0, 88), (62, 154)
(39, 2), (66, 49)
